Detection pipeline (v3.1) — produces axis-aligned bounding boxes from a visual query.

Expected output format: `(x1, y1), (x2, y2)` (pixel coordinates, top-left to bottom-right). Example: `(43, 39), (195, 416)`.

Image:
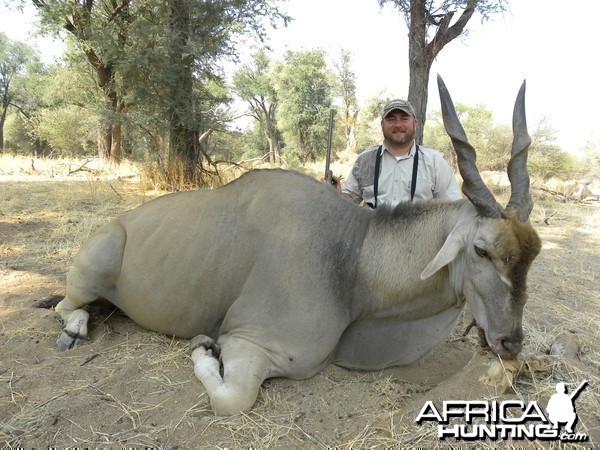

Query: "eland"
(54, 76), (541, 415)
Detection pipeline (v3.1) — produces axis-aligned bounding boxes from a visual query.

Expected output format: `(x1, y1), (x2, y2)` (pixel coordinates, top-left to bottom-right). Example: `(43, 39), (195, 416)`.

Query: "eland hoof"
(57, 330), (85, 352)
(190, 335), (221, 358)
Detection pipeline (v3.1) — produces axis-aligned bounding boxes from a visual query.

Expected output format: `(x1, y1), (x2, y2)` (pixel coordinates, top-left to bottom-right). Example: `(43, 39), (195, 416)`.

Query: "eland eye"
(474, 245), (489, 259)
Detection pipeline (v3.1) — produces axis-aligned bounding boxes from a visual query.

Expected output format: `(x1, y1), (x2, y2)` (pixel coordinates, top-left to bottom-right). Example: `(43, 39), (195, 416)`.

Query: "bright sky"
(2, 0), (597, 155)
(261, 0), (599, 155)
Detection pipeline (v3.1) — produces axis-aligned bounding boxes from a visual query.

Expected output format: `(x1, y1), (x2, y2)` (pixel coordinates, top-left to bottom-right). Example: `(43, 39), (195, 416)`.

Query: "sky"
(1, 0), (598, 155)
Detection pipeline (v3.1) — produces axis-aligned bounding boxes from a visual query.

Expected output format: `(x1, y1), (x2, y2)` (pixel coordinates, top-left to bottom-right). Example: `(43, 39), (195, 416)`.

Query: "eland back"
(54, 76), (541, 415)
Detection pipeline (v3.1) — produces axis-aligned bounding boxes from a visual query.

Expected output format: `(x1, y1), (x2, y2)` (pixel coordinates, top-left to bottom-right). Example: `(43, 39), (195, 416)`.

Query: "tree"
(0, 33), (33, 152)
(28, 0), (289, 184)
(354, 91), (391, 152)
(33, 0), (132, 163)
(24, 61), (99, 157)
(379, 0), (508, 144)
(275, 50), (334, 163)
(333, 49), (358, 152)
(233, 49), (282, 163)
(424, 102), (511, 171)
(528, 118), (576, 181)
(166, 0), (199, 179)
(159, 0), (290, 184)
(424, 104), (577, 180)
(581, 137), (600, 178)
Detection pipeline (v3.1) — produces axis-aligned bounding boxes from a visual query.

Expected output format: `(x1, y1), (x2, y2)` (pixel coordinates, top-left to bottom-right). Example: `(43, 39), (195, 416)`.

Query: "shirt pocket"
(409, 176), (435, 201)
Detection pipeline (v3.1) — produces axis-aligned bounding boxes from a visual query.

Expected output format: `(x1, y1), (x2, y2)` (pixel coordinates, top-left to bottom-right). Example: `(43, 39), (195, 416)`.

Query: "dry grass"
(1, 155), (599, 448)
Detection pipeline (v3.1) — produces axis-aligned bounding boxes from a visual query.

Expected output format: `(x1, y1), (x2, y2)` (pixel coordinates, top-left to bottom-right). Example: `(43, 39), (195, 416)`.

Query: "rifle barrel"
(325, 109), (334, 184)
(569, 380), (588, 400)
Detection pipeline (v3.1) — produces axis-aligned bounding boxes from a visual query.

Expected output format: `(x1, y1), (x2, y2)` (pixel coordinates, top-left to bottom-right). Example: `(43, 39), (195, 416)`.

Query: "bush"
(3, 114), (31, 153)
(528, 149), (577, 181)
(34, 105), (96, 157)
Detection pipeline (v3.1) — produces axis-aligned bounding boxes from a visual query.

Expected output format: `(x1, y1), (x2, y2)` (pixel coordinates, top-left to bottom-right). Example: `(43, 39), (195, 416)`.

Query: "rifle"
(324, 109), (335, 186)
(569, 380), (588, 401)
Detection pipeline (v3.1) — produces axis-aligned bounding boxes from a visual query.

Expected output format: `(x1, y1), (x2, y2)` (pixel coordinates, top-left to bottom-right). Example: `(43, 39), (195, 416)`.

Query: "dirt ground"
(1, 157), (599, 448)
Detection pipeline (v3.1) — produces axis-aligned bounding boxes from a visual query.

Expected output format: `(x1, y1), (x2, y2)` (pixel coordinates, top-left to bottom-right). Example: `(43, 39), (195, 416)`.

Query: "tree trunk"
(267, 136), (281, 164)
(37, 0), (127, 164)
(167, 0), (201, 186)
(407, 0), (434, 145)
(98, 126), (112, 160)
(407, 57), (433, 145)
(0, 97), (8, 152)
(406, 0), (478, 144)
(111, 123), (122, 164)
(265, 115), (281, 163)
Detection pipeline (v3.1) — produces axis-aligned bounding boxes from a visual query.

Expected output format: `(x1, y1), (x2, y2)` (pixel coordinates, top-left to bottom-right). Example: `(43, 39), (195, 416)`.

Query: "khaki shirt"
(342, 143), (462, 207)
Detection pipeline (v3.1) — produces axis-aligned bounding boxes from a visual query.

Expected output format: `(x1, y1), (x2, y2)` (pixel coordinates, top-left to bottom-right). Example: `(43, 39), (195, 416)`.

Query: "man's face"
(381, 110), (417, 146)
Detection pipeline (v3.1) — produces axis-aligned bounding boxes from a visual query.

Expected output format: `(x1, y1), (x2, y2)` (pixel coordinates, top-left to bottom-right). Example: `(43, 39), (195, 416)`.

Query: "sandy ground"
(1, 157), (599, 448)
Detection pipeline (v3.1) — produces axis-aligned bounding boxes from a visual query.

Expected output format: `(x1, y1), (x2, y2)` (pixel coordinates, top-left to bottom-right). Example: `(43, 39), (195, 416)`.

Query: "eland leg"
(55, 274), (92, 351)
(190, 334), (273, 415)
(56, 225), (125, 351)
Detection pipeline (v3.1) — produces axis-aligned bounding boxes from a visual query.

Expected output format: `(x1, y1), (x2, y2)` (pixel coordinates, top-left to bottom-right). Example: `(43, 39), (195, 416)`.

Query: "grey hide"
(55, 78), (542, 415)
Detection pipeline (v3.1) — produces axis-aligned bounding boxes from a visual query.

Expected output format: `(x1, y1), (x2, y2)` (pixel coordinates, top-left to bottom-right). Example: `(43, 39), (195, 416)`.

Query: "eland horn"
(506, 81), (534, 222)
(437, 75), (501, 219)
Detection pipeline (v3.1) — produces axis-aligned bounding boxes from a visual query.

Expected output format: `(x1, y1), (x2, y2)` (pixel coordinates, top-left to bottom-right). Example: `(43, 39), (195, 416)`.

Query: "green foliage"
(422, 108), (456, 169)
(274, 50), (334, 163)
(353, 91), (400, 153)
(5, 1), (582, 188)
(207, 128), (246, 163)
(25, 0), (289, 173)
(523, 117), (575, 180)
(1, 32), (37, 150)
(3, 113), (30, 151)
(333, 49), (358, 152)
(233, 49), (277, 105)
(233, 48), (357, 165)
(581, 137), (600, 177)
(5, 57), (102, 156)
(35, 104), (95, 156)
(424, 103), (511, 171)
(239, 121), (271, 160)
(528, 149), (576, 181)
(424, 105), (579, 181)
(232, 48), (282, 163)
(377, 0), (508, 144)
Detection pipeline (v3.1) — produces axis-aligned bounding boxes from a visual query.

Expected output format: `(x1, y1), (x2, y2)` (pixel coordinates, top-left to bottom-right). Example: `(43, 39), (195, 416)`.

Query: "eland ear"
(420, 225), (468, 280)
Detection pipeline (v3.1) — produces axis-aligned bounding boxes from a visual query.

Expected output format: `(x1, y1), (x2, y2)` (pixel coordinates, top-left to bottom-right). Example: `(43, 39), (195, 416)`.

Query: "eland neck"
(353, 200), (471, 317)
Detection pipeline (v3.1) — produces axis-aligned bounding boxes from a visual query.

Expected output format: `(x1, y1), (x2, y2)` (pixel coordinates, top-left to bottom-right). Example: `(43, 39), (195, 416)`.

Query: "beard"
(383, 127), (415, 147)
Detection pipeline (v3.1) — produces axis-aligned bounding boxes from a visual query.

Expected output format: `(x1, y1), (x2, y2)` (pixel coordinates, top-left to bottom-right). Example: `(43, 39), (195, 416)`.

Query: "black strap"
(410, 145), (419, 201)
(371, 145), (383, 209)
(370, 145), (419, 209)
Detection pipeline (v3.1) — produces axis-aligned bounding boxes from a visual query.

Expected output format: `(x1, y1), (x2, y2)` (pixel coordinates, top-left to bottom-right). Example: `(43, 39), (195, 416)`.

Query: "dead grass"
(1, 155), (599, 448)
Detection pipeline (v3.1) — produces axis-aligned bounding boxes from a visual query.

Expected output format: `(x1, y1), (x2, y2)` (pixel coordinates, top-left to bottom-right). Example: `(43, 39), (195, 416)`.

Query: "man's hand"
(322, 174), (342, 193)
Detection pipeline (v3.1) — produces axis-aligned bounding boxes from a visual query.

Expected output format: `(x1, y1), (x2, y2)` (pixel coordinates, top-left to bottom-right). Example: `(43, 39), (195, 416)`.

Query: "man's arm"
(434, 157), (462, 201)
(341, 169), (363, 204)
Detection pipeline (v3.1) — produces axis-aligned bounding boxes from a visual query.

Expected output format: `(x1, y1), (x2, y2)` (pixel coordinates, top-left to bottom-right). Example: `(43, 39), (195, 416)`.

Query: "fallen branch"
(68, 159), (94, 175)
(109, 183), (124, 200)
(544, 211), (558, 225)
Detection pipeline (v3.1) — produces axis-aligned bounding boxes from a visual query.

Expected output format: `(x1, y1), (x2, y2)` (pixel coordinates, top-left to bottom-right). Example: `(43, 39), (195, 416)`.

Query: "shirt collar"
(381, 141), (416, 159)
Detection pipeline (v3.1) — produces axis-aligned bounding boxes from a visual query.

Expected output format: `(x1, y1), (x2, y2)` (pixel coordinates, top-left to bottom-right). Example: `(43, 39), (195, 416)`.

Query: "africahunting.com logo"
(415, 381), (589, 442)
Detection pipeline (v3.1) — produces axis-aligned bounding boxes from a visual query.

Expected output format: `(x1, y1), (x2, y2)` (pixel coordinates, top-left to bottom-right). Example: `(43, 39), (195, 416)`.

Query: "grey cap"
(382, 99), (416, 118)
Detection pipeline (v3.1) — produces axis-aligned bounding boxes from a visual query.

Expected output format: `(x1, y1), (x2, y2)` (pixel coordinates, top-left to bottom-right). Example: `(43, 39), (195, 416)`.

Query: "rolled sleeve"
(341, 168), (363, 204)
(434, 157), (462, 201)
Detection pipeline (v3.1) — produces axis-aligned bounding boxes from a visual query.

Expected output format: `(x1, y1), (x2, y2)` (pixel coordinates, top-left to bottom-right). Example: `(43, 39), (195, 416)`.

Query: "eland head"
(426, 75), (542, 359)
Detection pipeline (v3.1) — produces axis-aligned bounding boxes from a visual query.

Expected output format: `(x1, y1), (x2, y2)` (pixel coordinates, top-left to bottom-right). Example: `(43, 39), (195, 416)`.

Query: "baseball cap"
(382, 99), (416, 118)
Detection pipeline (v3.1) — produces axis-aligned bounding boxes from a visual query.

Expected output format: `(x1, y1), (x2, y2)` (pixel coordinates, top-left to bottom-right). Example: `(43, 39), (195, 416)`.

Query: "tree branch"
(428, 0), (477, 57)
